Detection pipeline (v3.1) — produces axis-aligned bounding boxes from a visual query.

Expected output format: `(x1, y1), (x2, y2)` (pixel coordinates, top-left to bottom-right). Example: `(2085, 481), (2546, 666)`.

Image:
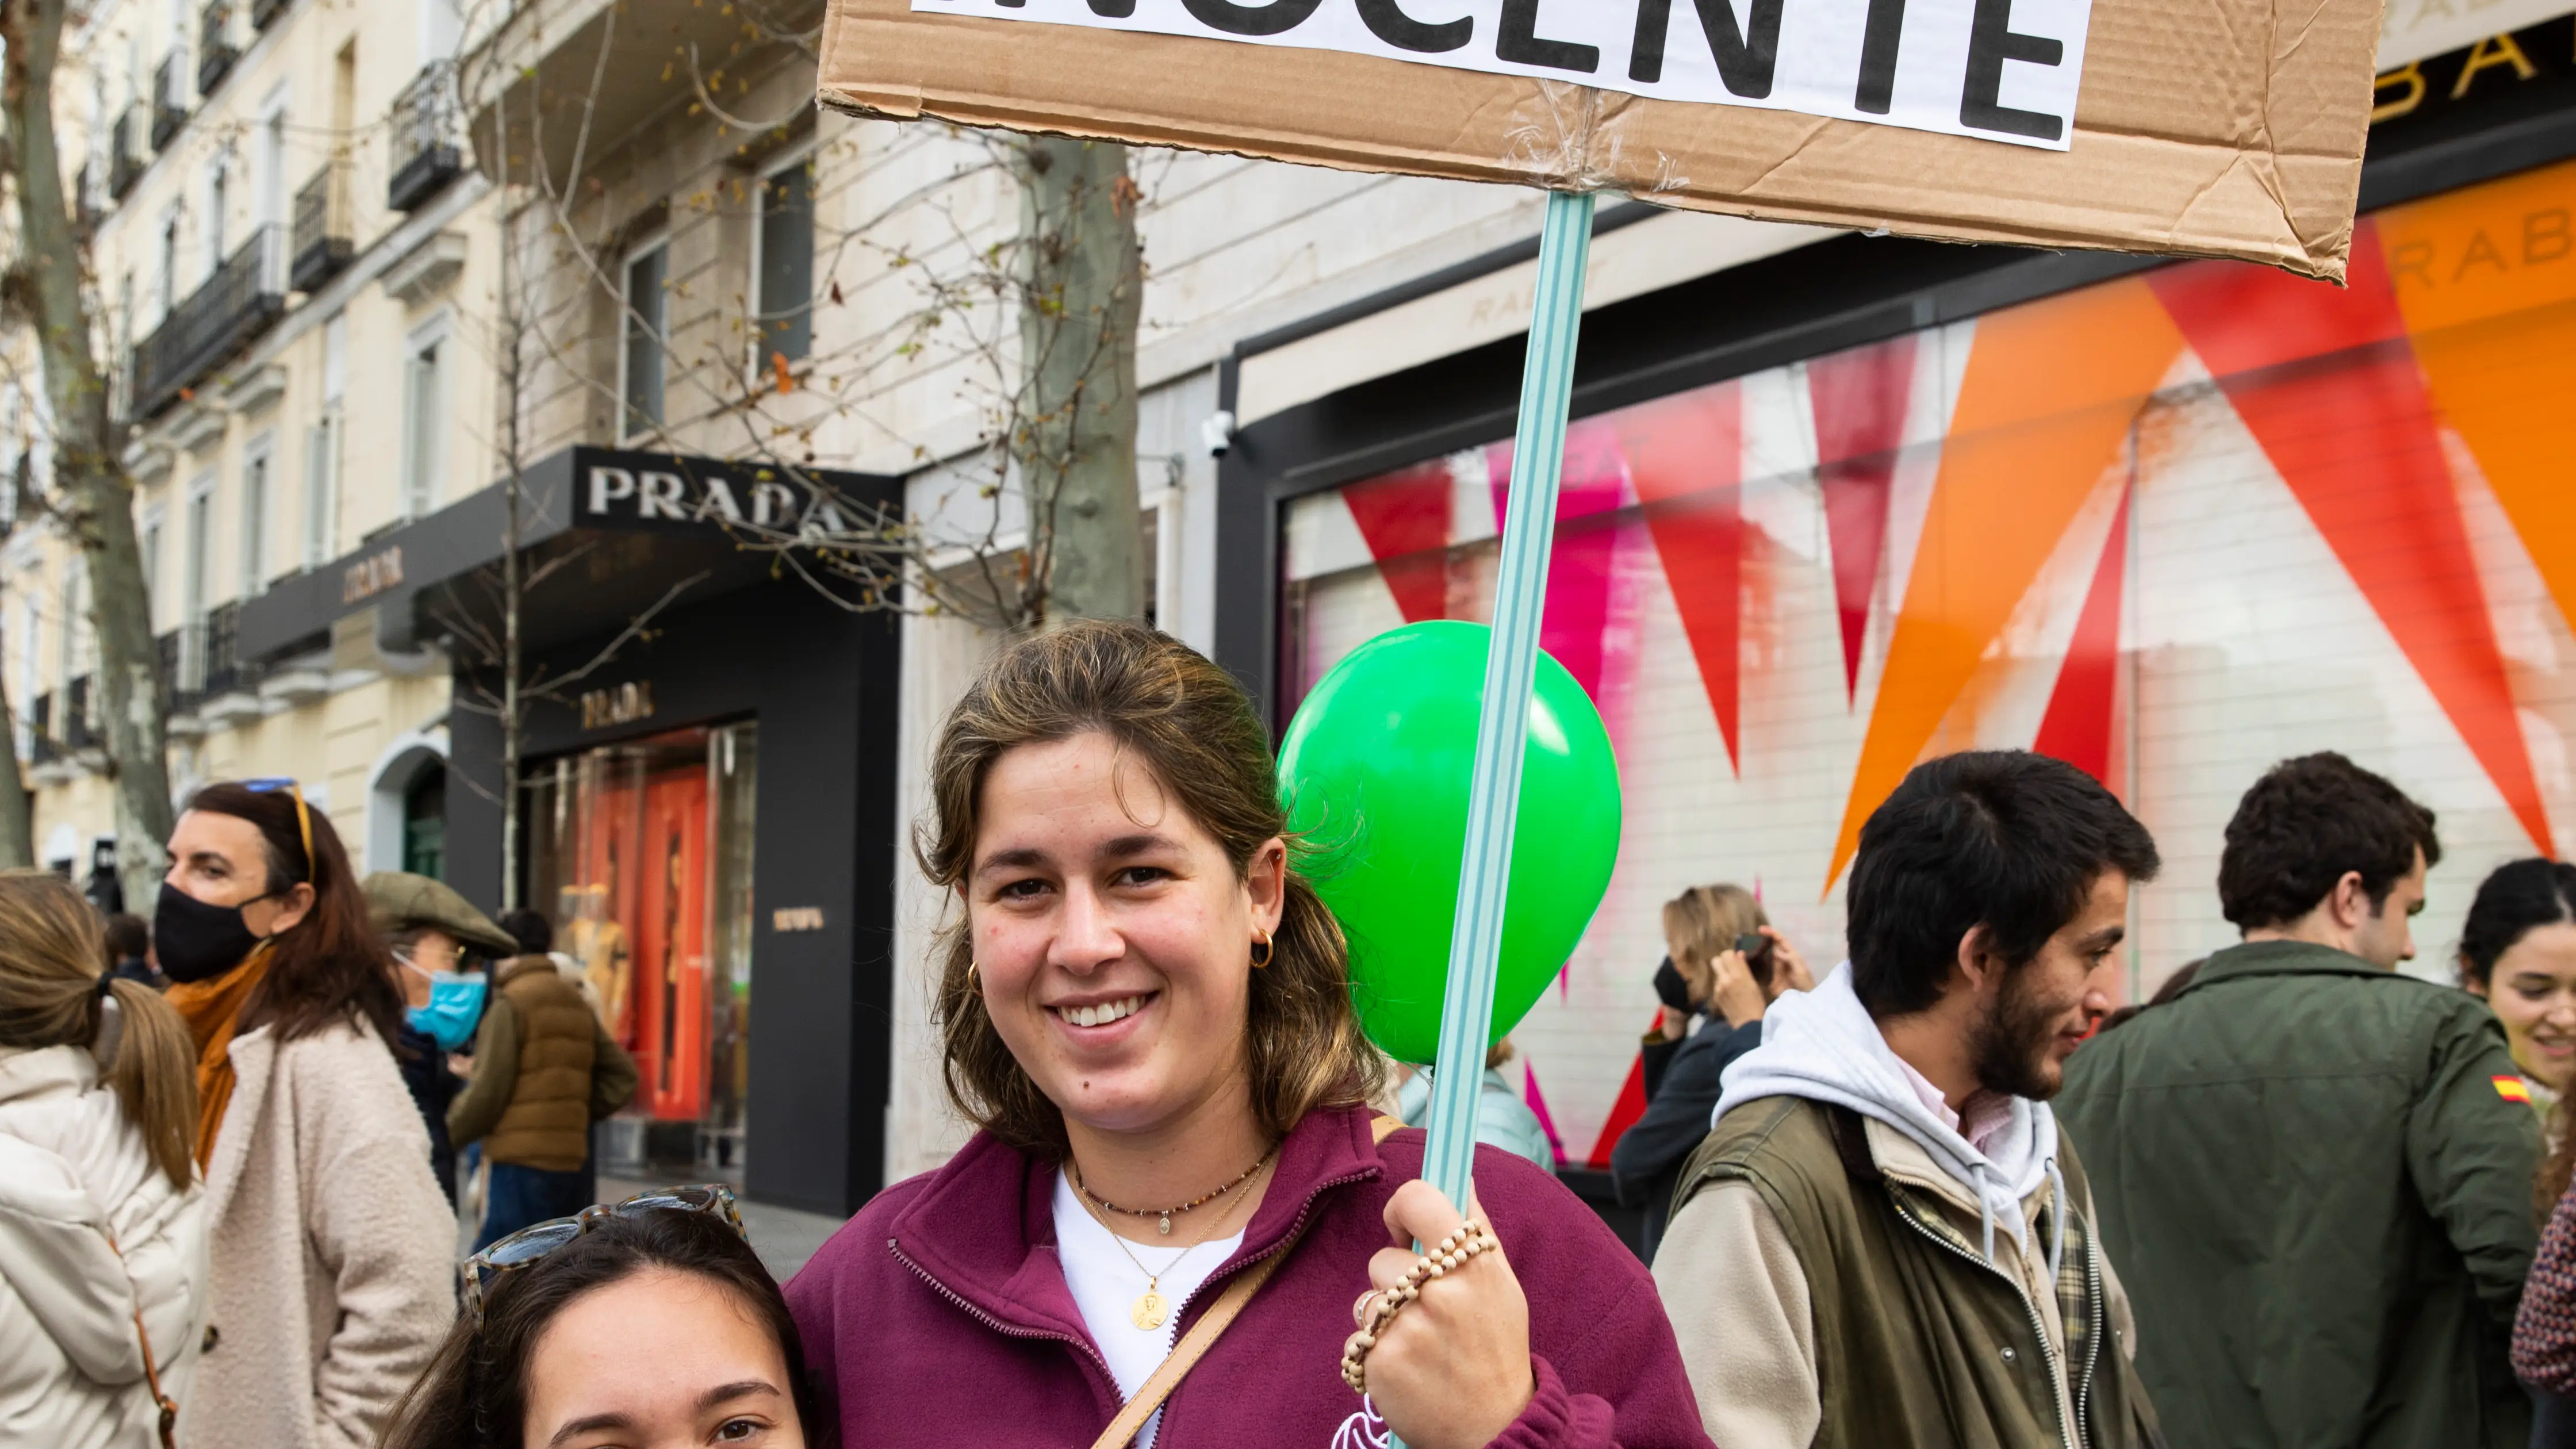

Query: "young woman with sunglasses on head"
(156, 780), (453, 1449)
(382, 1186), (814, 1449)
(0, 870), (205, 1449)
(788, 622), (1709, 1449)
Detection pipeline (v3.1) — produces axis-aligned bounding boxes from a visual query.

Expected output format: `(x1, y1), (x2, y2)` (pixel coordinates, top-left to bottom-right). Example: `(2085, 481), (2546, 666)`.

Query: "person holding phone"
(1615, 885), (1813, 1261)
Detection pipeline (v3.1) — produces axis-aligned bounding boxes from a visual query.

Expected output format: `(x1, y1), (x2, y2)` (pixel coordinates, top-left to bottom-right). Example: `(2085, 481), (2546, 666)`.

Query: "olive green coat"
(1673, 1096), (2161, 1449)
(2057, 939), (2540, 1449)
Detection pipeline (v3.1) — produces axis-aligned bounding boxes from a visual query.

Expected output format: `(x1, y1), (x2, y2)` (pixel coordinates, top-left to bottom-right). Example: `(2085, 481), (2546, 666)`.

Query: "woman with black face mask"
(156, 780), (453, 1449)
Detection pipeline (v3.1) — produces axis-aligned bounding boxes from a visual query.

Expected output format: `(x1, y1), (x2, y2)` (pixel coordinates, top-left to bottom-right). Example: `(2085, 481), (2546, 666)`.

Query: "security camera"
(1201, 410), (1236, 458)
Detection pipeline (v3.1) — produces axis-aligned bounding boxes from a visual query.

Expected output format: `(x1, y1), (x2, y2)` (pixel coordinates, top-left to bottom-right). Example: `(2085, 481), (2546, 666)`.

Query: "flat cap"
(362, 871), (521, 958)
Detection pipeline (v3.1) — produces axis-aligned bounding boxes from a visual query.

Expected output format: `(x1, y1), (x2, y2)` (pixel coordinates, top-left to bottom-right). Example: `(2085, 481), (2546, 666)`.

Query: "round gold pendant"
(1130, 1290), (1169, 1332)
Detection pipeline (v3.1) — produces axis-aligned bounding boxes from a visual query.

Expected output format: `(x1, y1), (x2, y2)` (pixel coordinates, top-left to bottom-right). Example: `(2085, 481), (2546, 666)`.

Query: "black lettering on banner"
(2386, 239), (2435, 290)
(1358, 0), (1473, 52)
(2529, 209), (2571, 265)
(1181, 0), (1322, 36)
(1087, 0), (1139, 13)
(1959, 0), (2063, 140)
(1854, 0), (1906, 112)
(2454, 227), (2507, 279)
(1630, 0), (1783, 98)
(1498, 0), (1601, 73)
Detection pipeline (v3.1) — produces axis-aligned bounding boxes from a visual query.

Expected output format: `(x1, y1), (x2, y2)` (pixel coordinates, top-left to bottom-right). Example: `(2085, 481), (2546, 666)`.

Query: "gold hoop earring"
(1250, 929), (1273, 970)
(966, 959), (981, 992)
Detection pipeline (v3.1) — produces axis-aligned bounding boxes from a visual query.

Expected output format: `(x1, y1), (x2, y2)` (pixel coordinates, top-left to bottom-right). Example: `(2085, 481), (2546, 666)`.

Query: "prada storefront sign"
(237, 444), (900, 664)
(580, 451), (878, 538)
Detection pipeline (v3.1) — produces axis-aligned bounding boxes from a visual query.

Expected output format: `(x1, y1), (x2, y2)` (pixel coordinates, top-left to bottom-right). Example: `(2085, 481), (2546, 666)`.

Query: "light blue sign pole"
(1414, 187), (1596, 1225)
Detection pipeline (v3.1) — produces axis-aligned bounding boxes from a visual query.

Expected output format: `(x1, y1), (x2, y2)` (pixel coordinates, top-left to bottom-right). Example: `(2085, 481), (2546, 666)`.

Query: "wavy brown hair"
(918, 619), (1384, 1157)
(185, 780), (405, 1048)
(0, 871), (198, 1187)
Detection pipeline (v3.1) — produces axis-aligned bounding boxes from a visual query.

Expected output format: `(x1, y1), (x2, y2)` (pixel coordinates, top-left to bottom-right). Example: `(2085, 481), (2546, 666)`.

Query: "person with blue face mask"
(363, 871), (520, 1208)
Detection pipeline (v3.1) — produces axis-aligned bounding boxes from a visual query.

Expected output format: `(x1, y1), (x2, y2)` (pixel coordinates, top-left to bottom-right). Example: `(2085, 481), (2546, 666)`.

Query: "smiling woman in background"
(2459, 858), (2576, 1140)
(785, 620), (1708, 1449)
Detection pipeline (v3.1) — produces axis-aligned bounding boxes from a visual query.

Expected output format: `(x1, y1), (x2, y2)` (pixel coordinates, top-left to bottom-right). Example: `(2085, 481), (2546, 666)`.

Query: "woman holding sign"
(785, 621), (1707, 1449)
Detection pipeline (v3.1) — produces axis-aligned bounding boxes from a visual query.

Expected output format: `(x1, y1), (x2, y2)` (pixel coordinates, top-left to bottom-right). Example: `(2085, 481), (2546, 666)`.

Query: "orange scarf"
(165, 945), (273, 1170)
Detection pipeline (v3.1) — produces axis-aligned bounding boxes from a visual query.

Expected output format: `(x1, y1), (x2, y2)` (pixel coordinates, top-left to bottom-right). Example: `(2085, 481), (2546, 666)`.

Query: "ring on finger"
(1337, 1219), (1500, 1395)
(1353, 1288), (1382, 1328)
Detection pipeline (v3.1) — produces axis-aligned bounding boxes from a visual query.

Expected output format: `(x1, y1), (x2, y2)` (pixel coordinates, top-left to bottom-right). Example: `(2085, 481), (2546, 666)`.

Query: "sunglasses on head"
(241, 777), (313, 875)
(459, 1184), (746, 1325)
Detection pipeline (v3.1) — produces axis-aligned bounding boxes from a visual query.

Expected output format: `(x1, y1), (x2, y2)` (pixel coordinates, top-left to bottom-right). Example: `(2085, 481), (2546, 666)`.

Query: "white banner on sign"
(914, 0), (2092, 150)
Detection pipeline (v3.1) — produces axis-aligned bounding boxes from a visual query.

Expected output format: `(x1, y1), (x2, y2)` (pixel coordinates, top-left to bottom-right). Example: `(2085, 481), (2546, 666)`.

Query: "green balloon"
(1279, 620), (1623, 1064)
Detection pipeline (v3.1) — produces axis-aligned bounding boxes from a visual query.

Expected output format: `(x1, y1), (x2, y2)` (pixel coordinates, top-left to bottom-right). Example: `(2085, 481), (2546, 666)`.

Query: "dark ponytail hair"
(184, 781), (404, 1048)
(381, 1208), (818, 1449)
(2459, 857), (2576, 991)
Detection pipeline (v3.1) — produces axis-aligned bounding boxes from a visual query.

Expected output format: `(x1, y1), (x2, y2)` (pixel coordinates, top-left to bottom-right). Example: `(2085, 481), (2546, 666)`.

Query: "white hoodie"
(0, 1043), (208, 1449)
(1713, 963), (2064, 1276)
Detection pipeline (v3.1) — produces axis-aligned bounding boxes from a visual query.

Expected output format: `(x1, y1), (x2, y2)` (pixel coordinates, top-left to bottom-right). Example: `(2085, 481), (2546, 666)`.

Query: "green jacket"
(2057, 939), (2540, 1449)
(1673, 1096), (2161, 1449)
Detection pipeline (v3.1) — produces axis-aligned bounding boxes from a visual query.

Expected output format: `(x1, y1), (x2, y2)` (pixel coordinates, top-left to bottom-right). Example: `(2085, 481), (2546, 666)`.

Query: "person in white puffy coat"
(0, 871), (210, 1449)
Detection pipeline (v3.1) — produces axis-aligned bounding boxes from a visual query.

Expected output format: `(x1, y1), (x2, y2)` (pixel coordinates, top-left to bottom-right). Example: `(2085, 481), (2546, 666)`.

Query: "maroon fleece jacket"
(785, 1102), (1713, 1449)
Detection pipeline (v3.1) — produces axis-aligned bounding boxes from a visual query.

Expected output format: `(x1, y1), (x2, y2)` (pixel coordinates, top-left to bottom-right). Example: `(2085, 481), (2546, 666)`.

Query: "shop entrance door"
(527, 722), (757, 1182)
(633, 769), (708, 1122)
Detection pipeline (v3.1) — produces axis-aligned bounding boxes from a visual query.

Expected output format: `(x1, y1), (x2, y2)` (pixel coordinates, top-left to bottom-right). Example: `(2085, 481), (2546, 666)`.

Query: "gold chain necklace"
(1072, 1147), (1273, 1236)
(1072, 1154), (1270, 1333)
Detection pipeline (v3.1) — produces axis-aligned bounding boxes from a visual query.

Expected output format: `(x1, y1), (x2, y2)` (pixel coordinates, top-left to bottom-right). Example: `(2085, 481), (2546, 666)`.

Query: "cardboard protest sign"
(819, 0), (2378, 279)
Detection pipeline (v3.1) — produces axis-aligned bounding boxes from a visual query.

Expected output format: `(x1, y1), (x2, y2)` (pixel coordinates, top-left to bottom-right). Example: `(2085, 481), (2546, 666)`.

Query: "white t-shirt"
(1052, 1171), (1247, 1449)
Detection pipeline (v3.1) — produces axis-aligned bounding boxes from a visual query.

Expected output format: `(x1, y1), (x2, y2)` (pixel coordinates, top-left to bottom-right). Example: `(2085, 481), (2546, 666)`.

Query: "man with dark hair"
(2059, 752), (2538, 1449)
(1655, 751), (2165, 1449)
(101, 911), (160, 988)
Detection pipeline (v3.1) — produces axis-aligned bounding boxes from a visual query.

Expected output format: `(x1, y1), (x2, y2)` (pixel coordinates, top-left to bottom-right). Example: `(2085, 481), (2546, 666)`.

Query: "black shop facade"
(239, 446), (902, 1216)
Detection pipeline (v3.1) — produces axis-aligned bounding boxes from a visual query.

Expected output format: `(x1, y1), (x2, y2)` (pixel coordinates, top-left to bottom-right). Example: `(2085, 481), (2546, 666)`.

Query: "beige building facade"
(6, 0), (497, 883)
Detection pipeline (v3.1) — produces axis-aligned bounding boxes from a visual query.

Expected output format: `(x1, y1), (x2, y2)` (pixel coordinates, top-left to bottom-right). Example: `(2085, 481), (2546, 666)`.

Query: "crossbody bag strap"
(1085, 1117), (1408, 1449)
(104, 1230), (179, 1449)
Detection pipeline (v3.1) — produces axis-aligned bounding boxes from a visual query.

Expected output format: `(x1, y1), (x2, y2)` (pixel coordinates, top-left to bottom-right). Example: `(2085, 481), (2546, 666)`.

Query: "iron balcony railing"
(109, 104), (148, 198)
(388, 59), (463, 212)
(26, 693), (54, 765)
(158, 625), (212, 714)
(132, 224), (287, 420)
(250, 0), (289, 27)
(63, 676), (94, 753)
(198, 3), (240, 94)
(290, 160), (353, 292)
(201, 601), (252, 699)
(151, 51), (189, 150)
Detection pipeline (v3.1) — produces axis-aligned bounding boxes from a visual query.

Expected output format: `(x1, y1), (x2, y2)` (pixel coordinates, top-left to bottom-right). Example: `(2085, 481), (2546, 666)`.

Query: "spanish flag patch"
(2496, 1075), (2534, 1103)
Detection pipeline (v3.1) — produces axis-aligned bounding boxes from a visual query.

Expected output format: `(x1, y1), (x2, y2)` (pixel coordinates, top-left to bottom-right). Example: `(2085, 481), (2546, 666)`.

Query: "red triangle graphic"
(1808, 336), (1918, 703)
(1620, 384), (1746, 772)
(2150, 229), (2550, 852)
(2033, 484), (2130, 790)
(1584, 1051), (1650, 1171)
(1340, 459), (1452, 624)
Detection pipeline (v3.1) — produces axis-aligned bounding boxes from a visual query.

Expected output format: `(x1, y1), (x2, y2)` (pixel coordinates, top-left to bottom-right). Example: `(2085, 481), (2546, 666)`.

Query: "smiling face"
(2475, 922), (2576, 1094)
(967, 731), (1285, 1141)
(520, 1267), (802, 1449)
(1971, 869), (2132, 1101)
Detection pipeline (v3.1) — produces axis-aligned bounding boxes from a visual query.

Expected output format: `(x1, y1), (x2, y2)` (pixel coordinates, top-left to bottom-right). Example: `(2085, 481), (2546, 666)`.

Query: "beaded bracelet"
(1339, 1218), (1501, 1396)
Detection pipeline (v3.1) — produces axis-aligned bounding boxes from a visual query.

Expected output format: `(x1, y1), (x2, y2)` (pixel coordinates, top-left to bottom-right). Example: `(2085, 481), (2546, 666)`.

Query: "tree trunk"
(1011, 136), (1144, 626)
(2, 0), (173, 904)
